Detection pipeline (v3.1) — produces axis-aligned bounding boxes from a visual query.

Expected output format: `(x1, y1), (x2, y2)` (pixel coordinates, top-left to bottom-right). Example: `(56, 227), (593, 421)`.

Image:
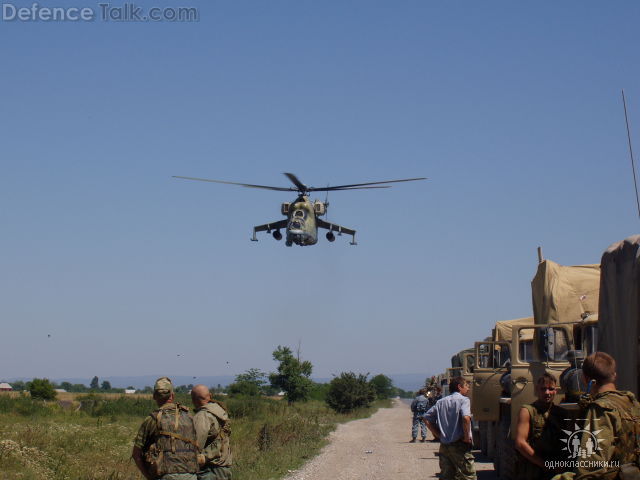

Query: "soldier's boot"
(410, 438), (416, 443)
(420, 437), (427, 442)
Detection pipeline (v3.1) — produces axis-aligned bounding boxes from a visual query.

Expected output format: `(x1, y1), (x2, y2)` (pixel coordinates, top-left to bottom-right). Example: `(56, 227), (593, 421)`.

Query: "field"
(0, 392), (390, 480)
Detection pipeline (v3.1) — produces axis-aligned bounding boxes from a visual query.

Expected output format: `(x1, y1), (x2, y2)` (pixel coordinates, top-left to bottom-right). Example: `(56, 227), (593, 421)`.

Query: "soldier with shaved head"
(191, 385), (232, 480)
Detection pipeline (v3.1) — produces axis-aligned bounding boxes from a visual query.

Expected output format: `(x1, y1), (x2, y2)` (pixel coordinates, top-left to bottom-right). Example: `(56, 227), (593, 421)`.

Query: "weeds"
(0, 394), (390, 480)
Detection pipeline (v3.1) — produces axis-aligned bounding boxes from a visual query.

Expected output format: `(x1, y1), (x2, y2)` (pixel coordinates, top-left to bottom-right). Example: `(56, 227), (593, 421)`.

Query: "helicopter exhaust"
(326, 232), (335, 242)
(272, 230), (283, 241)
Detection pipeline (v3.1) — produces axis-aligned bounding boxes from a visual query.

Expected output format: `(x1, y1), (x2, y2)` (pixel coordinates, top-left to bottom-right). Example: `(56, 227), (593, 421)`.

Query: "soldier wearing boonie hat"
(132, 377), (201, 480)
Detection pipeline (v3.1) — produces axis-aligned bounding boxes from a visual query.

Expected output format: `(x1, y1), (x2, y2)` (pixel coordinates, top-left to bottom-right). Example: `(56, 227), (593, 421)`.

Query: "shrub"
(325, 372), (376, 413)
(27, 378), (56, 400)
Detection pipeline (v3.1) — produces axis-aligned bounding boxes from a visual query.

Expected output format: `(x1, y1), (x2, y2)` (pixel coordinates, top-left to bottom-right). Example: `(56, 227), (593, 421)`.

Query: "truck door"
(472, 341), (510, 422)
(509, 324), (574, 438)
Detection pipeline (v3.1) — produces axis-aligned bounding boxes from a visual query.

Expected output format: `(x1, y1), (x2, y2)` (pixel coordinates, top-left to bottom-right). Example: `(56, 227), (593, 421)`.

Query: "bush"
(325, 372), (376, 413)
(27, 378), (56, 400)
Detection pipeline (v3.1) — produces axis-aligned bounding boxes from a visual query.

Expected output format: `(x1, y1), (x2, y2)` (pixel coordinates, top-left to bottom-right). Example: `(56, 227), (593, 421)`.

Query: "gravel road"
(283, 399), (498, 480)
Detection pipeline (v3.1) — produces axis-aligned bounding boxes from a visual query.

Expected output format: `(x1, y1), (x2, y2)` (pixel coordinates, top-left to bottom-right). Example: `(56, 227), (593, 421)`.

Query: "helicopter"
(173, 173), (426, 246)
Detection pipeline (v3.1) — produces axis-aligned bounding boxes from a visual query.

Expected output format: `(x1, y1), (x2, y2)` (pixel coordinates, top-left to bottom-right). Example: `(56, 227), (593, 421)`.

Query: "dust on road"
(284, 398), (498, 480)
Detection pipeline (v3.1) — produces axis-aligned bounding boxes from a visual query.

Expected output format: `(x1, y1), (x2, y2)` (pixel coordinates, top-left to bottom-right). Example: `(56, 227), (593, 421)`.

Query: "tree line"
(4, 345), (414, 411)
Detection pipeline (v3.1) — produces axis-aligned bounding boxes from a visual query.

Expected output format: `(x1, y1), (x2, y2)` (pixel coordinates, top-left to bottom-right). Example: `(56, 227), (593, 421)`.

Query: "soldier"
(573, 352), (640, 480)
(424, 376), (476, 480)
(514, 373), (565, 480)
(410, 388), (429, 442)
(191, 385), (232, 480)
(132, 377), (200, 480)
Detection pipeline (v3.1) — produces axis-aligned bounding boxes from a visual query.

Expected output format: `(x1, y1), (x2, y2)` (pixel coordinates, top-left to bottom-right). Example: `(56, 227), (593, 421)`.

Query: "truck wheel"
(487, 420), (496, 460)
(473, 428), (481, 449)
(497, 412), (515, 479)
(479, 421), (488, 456)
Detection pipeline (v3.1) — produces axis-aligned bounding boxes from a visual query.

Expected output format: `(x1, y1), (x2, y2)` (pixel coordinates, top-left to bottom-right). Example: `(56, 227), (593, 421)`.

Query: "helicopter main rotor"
(173, 172), (427, 195)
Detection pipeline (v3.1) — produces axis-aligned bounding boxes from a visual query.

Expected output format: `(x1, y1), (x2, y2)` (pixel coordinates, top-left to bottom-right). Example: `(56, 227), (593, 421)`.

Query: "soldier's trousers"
(412, 414), (427, 439)
(439, 440), (476, 480)
(197, 466), (232, 480)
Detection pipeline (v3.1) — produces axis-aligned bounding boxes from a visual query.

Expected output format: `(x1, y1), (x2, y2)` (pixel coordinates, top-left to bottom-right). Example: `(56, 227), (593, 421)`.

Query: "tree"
(28, 378), (57, 400)
(369, 374), (395, 399)
(90, 376), (99, 390)
(228, 368), (267, 396)
(269, 345), (313, 404)
(326, 372), (376, 413)
(101, 381), (112, 391)
(10, 380), (26, 391)
(60, 381), (73, 392)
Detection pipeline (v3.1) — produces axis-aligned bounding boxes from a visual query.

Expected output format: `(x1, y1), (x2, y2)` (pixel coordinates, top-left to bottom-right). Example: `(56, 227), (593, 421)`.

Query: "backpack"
(415, 397), (429, 414)
(205, 401), (231, 441)
(144, 404), (199, 477)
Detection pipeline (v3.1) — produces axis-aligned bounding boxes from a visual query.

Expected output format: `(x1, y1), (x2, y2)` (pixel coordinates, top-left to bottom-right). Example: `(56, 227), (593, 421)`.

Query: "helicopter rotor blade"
(310, 185), (391, 191)
(283, 173), (308, 192)
(308, 177), (426, 191)
(172, 176), (294, 192)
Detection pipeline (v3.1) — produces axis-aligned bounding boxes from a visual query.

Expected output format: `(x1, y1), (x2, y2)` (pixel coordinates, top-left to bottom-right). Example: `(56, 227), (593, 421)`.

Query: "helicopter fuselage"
(284, 195), (319, 246)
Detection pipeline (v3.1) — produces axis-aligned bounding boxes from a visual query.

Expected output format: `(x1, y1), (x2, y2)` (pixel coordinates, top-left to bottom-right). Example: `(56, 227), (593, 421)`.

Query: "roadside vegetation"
(0, 345), (402, 480)
(0, 392), (390, 480)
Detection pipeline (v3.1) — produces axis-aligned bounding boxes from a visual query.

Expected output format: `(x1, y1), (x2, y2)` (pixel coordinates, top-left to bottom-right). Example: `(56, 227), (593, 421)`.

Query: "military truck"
(598, 235), (640, 397)
(486, 258), (600, 479)
(472, 316), (534, 460)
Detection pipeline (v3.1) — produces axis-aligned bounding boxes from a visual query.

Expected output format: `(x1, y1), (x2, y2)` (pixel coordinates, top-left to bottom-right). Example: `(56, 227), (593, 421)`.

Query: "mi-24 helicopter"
(173, 173), (426, 247)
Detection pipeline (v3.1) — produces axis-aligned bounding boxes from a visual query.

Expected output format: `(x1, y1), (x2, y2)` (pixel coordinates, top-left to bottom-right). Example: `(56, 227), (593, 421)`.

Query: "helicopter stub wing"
(251, 219), (288, 241)
(317, 219), (357, 245)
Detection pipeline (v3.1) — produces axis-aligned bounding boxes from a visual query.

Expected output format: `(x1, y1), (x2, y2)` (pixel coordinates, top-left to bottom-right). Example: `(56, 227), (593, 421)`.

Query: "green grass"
(0, 395), (392, 480)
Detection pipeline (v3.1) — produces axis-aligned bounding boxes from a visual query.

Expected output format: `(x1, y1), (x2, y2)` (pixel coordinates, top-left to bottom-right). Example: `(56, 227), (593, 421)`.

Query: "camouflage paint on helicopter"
(173, 172), (425, 247)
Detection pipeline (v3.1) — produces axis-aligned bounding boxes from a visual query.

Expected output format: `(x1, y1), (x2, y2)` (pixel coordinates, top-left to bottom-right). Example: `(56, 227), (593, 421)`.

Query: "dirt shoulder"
(284, 398), (497, 480)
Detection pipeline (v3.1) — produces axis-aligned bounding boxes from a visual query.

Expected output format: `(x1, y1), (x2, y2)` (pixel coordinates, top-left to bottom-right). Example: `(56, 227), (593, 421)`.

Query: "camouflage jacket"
(575, 390), (640, 480)
(193, 401), (232, 468)
(134, 402), (199, 478)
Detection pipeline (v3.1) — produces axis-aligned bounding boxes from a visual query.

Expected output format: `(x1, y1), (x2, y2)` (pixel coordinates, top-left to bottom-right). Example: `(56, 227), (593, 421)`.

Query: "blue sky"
(1, 1), (639, 382)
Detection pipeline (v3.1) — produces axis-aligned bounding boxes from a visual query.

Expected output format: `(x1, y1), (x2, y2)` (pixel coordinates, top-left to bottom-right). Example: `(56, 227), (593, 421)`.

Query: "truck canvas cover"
(531, 259), (600, 325)
(598, 235), (640, 396)
(493, 316), (534, 342)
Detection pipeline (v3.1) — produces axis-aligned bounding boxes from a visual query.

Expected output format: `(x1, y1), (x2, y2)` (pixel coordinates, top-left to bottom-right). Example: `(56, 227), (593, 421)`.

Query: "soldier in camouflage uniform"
(191, 385), (232, 480)
(132, 377), (200, 480)
(515, 373), (566, 480)
(573, 352), (640, 480)
(410, 388), (429, 442)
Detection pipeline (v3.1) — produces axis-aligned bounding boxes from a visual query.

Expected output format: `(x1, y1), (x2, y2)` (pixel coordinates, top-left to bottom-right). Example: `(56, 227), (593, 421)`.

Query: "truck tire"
(473, 427), (481, 449)
(487, 420), (496, 460)
(497, 411), (516, 479)
(479, 421), (488, 456)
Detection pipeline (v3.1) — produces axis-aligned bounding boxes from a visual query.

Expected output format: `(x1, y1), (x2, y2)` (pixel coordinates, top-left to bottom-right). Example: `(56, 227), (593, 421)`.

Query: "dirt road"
(284, 399), (498, 480)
